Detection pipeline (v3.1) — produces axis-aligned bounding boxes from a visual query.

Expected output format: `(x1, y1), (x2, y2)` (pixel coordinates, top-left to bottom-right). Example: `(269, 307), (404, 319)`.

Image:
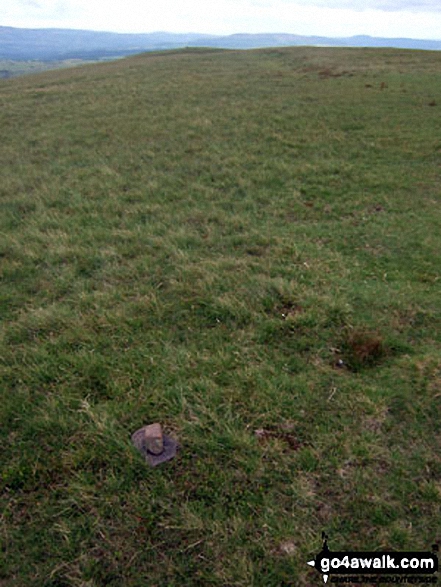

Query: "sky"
(2, 0), (441, 40)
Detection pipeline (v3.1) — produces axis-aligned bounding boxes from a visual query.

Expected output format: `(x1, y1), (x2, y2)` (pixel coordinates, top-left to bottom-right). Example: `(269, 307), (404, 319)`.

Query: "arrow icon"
(307, 560), (328, 584)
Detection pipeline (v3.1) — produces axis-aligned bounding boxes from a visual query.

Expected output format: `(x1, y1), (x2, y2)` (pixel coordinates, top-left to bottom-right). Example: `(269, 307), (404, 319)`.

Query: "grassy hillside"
(1, 46), (440, 586)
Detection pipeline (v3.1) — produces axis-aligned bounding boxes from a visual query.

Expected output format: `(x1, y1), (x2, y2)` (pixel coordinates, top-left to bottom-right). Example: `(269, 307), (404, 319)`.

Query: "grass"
(0, 46), (440, 586)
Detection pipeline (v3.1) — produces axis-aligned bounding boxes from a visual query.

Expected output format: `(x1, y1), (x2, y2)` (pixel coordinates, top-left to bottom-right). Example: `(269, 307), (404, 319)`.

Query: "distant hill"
(1, 26), (441, 61)
(189, 33), (441, 51)
(0, 27), (216, 60)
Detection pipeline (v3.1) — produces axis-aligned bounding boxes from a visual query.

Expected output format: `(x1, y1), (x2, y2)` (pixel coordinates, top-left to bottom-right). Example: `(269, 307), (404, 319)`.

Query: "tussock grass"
(1, 46), (440, 586)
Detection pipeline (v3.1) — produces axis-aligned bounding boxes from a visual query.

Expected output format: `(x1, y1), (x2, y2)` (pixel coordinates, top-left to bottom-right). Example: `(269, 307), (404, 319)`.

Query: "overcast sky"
(2, 0), (441, 39)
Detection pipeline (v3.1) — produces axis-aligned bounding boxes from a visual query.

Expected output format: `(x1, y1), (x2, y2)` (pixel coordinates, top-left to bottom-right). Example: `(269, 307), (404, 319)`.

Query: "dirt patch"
(254, 427), (303, 451)
(272, 301), (303, 321)
(337, 328), (388, 371)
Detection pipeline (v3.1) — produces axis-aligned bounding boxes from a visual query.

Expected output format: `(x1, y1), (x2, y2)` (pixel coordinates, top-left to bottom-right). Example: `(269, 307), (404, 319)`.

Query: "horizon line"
(1, 24), (441, 43)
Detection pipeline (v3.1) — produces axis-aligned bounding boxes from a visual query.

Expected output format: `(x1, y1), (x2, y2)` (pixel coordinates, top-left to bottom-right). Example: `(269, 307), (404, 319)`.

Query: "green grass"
(1, 46), (440, 586)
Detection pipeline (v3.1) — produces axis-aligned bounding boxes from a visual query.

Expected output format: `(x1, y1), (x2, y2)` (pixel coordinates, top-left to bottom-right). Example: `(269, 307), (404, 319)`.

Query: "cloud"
(287, 0), (441, 12)
(8, 0), (75, 21)
(19, 0), (42, 7)
(2, 0), (441, 39)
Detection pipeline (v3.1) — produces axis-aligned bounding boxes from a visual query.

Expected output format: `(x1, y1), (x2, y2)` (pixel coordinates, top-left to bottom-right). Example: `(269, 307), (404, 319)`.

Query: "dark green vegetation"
(1, 47), (440, 586)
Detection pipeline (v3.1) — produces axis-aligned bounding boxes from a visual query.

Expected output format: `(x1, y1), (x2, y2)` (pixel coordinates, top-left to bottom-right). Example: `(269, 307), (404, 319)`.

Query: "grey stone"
(131, 425), (179, 467)
(143, 422), (163, 455)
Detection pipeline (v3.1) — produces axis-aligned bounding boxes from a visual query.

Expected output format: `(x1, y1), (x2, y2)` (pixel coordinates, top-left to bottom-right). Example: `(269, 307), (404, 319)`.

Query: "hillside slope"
(1, 47), (440, 586)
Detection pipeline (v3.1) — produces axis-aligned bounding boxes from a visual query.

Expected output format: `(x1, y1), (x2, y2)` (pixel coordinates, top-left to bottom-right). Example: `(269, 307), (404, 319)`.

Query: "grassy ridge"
(1, 47), (440, 586)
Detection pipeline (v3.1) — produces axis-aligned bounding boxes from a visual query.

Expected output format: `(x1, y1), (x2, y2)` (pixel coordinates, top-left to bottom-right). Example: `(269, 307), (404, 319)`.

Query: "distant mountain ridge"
(0, 27), (216, 60)
(190, 33), (441, 51)
(1, 26), (440, 61)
